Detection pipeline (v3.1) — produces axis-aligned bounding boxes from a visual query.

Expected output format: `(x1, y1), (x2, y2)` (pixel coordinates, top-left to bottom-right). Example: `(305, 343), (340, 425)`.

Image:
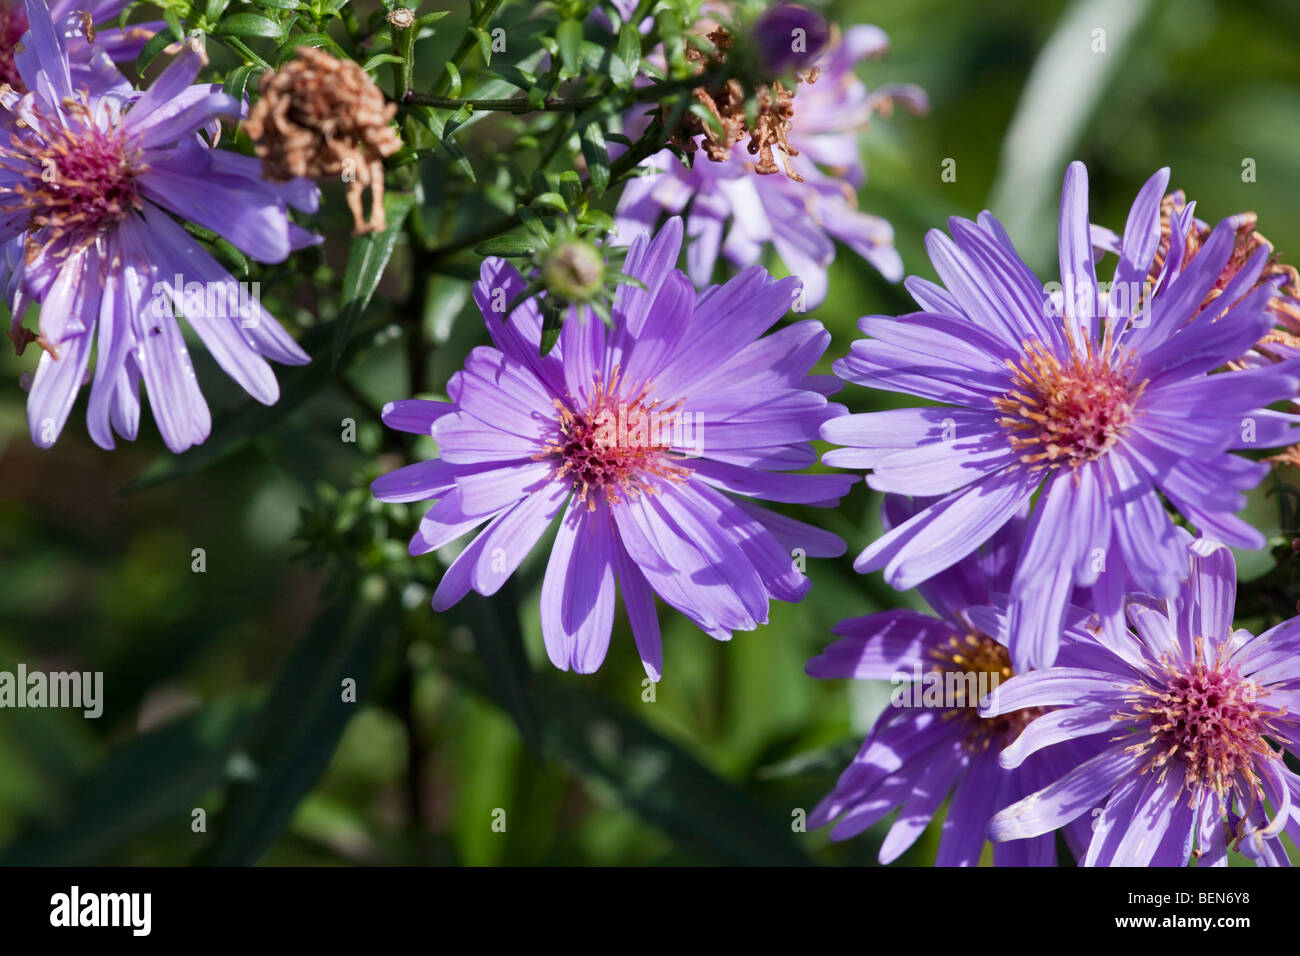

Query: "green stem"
(403, 93), (605, 112)
(432, 0), (504, 97)
(221, 35), (272, 71)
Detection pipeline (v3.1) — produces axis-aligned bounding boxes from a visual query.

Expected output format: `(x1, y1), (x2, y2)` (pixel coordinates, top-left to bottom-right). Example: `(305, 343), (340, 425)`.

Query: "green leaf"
(538, 682), (815, 865)
(532, 191), (568, 213)
(615, 21), (641, 87)
(481, 64), (536, 91)
(579, 208), (615, 234)
(0, 694), (261, 865)
(122, 301), (390, 495)
(216, 12), (286, 38)
(276, 32), (345, 63)
(540, 300), (562, 355)
(415, 107), (476, 182)
(473, 234), (536, 257)
(332, 192), (417, 370)
(441, 656), (816, 866)
(555, 18), (583, 76)
(469, 25), (494, 64)
(197, 588), (399, 865)
(580, 123), (610, 194)
(443, 60), (462, 97)
(135, 23), (181, 74)
(222, 62), (262, 101)
(361, 52), (405, 72)
(455, 591), (544, 759)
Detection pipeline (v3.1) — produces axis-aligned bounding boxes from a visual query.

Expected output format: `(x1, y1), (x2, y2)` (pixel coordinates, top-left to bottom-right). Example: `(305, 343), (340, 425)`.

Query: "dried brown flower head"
(1151, 192), (1300, 335)
(667, 26), (816, 181)
(1153, 192), (1300, 468)
(245, 46), (402, 234)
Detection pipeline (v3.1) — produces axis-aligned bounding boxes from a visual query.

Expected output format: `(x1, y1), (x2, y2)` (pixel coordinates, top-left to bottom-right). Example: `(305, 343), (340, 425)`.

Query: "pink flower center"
(1125, 639), (1286, 816)
(0, 2), (27, 90)
(995, 333), (1147, 469)
(539, 367), (691, 508)
(1, 98), (144, 253)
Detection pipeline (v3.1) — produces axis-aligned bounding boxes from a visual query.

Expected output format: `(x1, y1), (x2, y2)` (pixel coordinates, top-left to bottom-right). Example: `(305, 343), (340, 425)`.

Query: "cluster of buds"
(245, 46), (402, 234)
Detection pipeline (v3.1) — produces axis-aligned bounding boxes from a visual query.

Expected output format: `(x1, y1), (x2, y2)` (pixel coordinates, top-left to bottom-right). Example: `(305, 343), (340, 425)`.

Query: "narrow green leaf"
(196, 589), (399, 866)
(532, 191), (568, 213)
(361, 52), (405, 73)
(222, 62), (261, 101)
(580, 122), (610, 194)
(216, 12), (285, 38)
(0, 694), (261, 866)
(481, 64), (536, 91)
(615, 21), (640, 87)
(276, 32), (345, 63)
(473, 234), (536, 257)
(440, 656), (816, 866)
(455, 591), (544, 759)
(332, 192), (417, 369)
(540, 301), (562, 355)
(135, 23), (181, 74)
(556, 19), (583, 76)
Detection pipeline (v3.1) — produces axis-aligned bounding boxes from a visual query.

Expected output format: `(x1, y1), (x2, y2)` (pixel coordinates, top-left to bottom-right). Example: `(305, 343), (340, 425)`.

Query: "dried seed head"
(667, 26), (815, 182)
(244, 47), (402, 234)
(386, 7), (415, 29)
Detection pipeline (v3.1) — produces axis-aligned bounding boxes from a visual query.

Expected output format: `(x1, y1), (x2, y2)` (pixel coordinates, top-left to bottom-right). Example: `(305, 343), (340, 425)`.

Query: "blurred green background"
(2, 0), (1299, 866)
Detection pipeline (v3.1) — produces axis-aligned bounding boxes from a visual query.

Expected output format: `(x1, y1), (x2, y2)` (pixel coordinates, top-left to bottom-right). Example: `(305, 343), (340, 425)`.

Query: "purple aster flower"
(751, 3), (830, 74)
(371, 218), (853, 679)
(2, 0), (319, 452)
(807, 495), (1096, 865)
(0, 0), (159, 93)
(984, 538), (1300, 867)
(822, 161), (1300, 670)
(614, 25), (927, 307)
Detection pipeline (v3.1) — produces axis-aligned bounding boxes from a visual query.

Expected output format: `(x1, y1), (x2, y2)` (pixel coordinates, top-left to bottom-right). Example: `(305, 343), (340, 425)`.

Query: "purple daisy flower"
(0, 0), (159, 93)
(822, 162), (1300, 670)
(614, 25), (927, 307)
(984, 538), (1300, 866)
(2, 0), (319, 452)
(807, 495), (1095, 865)
(371, 218), (853, 679)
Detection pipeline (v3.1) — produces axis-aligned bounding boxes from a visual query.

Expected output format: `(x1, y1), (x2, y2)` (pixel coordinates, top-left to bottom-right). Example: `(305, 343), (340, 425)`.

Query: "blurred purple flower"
(807, 495), (1095, 865)
(615, 25), (927, 307)
(752, 3), (830, 73)
(985, 539), (1300, 866)
(1, 0), (319, 452)
(822, 162), (1300, 670)
(372, 218), (853, 679)
(0, 0), (160, 93)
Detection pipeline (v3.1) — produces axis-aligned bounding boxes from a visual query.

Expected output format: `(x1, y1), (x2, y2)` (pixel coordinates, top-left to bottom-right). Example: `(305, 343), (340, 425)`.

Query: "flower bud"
(542, 240), (606, 302)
